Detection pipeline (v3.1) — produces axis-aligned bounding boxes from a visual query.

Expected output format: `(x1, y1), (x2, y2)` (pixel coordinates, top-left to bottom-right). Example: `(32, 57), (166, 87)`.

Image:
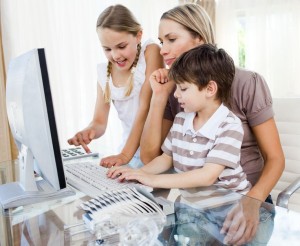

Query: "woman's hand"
(100, 153), (131, 168)
(149, 68), (175, 98)
(221, 197), (261, 245)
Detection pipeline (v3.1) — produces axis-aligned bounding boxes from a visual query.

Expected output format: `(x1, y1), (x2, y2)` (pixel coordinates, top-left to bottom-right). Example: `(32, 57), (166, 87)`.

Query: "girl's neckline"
(111, 66), (136, 88)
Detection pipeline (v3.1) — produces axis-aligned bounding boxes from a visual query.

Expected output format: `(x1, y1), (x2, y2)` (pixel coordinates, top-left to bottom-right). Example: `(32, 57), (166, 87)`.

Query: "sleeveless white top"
(97, 39), (154, 157)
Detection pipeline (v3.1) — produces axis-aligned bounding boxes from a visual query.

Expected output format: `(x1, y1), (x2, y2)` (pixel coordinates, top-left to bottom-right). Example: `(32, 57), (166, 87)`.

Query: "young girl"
(68, 4), (164, 168)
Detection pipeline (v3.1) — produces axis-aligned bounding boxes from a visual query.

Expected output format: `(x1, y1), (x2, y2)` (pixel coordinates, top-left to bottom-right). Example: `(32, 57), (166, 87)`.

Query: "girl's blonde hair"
(96, 4), (142, 103)
(161, 3), (215, 45)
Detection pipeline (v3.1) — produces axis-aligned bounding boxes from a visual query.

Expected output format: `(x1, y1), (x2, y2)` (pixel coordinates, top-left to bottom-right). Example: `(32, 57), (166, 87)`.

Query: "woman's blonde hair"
(96, 4), (142, 103)
(161, 3), (215, 44)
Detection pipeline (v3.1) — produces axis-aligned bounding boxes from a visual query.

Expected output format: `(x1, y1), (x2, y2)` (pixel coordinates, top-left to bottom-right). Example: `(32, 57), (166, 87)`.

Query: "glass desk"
(1, 160), (300, 245)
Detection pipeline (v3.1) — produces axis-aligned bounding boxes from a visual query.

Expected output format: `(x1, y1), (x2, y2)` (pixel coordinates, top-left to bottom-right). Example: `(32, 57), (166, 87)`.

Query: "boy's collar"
(182, 104), (229, 140)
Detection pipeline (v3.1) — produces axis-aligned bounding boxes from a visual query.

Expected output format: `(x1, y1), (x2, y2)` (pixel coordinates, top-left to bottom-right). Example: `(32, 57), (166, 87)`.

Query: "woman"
(140, 3), (284, 245)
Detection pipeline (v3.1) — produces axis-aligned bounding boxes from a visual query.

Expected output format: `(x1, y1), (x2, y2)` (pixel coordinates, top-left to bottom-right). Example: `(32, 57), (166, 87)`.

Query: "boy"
(108, 44), (250, 194)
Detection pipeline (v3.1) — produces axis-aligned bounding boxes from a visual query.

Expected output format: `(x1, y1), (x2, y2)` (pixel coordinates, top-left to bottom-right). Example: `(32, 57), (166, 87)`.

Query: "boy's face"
(98, 28), (141, 72)
(174, 82), (207, 113)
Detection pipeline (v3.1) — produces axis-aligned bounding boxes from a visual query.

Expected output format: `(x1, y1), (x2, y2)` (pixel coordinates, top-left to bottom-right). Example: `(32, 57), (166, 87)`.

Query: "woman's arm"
(101, 43), (164, 167)
(221, 70), (285, 245)
(140, 69), (175, 164)
(247, 118), (285, 201)
(68, 84), (109, 153)
(221, 120), (284, 245)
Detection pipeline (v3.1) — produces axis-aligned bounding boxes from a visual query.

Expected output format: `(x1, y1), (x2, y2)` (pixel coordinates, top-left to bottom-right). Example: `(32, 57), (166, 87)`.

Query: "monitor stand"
(0, 146), (75, 210)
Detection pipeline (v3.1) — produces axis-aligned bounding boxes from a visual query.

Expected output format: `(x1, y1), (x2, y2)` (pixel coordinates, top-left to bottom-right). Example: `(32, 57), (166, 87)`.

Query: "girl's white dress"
(97, 39), (154, 167)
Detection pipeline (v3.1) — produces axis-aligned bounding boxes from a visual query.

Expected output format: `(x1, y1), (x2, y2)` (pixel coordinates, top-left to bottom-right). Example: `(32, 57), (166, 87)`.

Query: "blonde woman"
(140, 3), (283, 245)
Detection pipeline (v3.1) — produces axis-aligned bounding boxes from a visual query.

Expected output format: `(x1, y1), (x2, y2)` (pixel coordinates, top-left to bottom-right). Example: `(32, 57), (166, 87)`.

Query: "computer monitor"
(0, 48), (74, 209)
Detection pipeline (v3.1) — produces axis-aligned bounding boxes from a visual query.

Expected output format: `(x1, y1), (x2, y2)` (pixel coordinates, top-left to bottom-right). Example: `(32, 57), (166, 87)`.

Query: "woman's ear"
(206, 80), (218, 97)
(195, 35), (205, 46)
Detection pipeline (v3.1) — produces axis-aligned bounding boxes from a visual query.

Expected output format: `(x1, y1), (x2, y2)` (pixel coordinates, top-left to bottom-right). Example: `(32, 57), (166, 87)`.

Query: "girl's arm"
(68, 84), (110, 153)
(101, 43), (164, 167)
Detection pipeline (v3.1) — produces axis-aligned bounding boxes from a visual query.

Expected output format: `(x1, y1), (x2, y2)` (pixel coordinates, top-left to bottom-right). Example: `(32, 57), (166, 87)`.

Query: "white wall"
(216, 0), (300, 98)
(1, 0), (178, 155)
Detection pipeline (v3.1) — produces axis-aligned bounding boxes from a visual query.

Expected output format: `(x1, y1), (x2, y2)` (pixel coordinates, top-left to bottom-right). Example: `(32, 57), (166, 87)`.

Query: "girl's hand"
(100, 153), (130, 168)
(67, 128), (96, 153)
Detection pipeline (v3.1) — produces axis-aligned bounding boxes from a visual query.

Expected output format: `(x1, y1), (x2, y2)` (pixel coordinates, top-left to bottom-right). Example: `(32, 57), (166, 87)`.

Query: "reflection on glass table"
(1, 159), (300, 245)
(159, 187), (300, 246)
(159, 187), (274, 245)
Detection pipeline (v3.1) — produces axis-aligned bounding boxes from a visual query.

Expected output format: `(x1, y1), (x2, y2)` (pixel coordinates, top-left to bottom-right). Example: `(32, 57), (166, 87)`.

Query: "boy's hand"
(107, 166), (156, 187)
(106, 166), (131, 179)
(117, 169), (156, 187)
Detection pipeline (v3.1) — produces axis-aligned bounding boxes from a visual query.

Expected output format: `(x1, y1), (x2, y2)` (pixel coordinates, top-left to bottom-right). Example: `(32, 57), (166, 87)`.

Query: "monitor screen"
(0, 48), (74, 209)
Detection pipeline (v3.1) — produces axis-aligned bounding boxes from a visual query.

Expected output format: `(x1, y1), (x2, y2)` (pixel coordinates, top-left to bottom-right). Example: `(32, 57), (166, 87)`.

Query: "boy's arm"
(122, 162), (225, 189)
(107, 153), (173, 179)
(150, 163), (225, 189)
(140, 153), (173, 174)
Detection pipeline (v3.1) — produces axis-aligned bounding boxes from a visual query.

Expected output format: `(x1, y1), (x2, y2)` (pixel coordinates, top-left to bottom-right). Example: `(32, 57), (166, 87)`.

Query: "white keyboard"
(64, 162), (153, 197)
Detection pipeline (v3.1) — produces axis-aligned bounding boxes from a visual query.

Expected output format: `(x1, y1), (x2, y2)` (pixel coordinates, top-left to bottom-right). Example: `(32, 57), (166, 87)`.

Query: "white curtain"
(1, 0), (178, 156)
(216, 0), (300, 97)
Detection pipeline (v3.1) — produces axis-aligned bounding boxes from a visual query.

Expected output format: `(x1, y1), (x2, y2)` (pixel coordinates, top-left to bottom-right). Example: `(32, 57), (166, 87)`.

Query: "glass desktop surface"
(1, 160), (300, 245)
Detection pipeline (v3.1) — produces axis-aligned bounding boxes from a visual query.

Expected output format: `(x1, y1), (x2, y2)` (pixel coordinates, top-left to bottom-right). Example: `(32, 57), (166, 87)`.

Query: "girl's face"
(98, 28), (141, 72)
(174, 82), (207, 113)
(158, 19), (203, 67)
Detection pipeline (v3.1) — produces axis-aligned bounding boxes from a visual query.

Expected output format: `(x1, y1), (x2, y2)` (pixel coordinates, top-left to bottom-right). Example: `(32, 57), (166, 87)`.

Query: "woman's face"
(158, 19), (204, 67)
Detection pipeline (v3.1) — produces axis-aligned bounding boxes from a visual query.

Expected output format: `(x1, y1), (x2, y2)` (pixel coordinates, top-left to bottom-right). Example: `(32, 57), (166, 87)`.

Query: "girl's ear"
(206, 80), (218, 97)
(136, 30), (143, 43)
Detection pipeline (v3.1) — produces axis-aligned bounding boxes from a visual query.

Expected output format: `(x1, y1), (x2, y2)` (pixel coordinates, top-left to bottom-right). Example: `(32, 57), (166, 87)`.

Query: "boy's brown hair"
(168, 44), (235, 105)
